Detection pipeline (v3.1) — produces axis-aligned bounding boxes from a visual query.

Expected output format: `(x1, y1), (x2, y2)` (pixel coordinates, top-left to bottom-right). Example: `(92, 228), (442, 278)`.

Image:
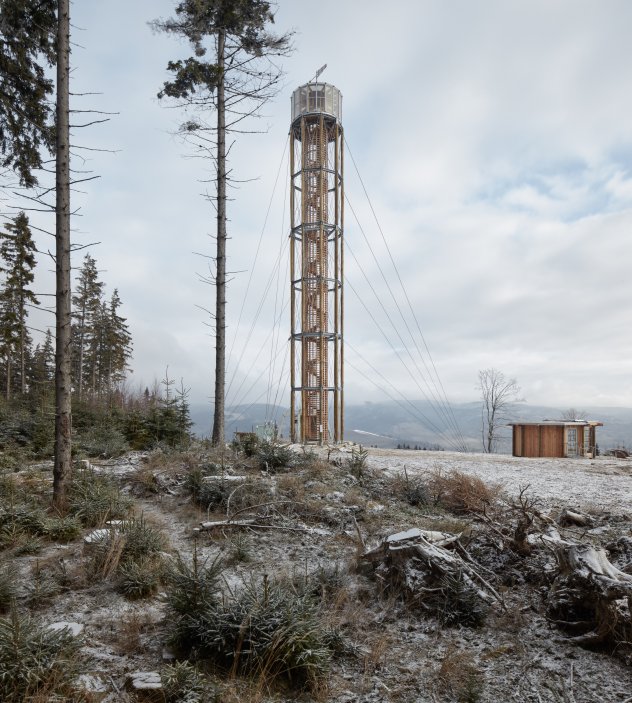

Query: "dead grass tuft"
(115, 611), (158, 655)
(435, 645), (484, 703)
(429, 469), (500, 515)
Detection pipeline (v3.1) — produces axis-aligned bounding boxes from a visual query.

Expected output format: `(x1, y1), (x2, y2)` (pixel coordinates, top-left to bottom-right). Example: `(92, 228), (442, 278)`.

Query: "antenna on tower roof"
(311, 64), (327, 82)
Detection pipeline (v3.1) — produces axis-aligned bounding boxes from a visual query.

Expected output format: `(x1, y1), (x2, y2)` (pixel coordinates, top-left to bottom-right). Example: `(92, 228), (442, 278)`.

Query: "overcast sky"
(16, 0), (632, 420)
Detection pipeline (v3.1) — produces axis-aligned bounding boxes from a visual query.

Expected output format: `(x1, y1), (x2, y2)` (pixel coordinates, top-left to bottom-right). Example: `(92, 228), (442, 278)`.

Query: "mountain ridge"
(190, 400), (632, 452)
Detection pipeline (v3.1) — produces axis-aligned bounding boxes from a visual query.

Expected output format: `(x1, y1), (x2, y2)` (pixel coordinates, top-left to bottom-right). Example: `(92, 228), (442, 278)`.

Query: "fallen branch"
(227, 500), (305, 522)
(196, 520), (312, 533)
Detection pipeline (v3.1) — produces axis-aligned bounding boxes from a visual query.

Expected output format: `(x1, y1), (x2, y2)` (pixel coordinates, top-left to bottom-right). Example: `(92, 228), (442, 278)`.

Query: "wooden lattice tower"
(290, 83), (343, 444)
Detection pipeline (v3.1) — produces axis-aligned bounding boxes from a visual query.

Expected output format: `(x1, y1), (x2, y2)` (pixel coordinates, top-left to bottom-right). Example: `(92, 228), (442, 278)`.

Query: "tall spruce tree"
(102, 289), (132, 395)
(71, 262), (133, 402)
(30, 328), (54, 409)
(72, 253), (104, 400)
(0, 211), (39, 398)
(0, 1), (90, 507)
(0, 0), (56, 187)
(152, 0), (292, 445)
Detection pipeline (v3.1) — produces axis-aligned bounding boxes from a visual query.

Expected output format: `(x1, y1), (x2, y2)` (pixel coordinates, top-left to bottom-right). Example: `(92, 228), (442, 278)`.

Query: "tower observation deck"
(289, 82), (344, 444)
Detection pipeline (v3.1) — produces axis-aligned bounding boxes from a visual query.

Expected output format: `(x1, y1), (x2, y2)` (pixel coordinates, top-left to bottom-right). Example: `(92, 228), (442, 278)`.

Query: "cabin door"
(565, 427), (578, 457)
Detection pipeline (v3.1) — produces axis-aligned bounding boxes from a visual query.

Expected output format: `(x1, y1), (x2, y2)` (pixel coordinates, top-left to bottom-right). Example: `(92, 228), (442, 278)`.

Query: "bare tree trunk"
(78, 305), (85, 400)
(211, 28), (226, 447)
(6, 357), (10, 401)
(20, 323), (25, 395)
(53, 0), (72, 511)
(20, 288), (26, 394)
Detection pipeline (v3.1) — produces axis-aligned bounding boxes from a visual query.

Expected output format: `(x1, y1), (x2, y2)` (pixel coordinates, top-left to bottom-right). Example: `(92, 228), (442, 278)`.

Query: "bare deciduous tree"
(478, 368), (522, 453)
(559, 407), (587, 421)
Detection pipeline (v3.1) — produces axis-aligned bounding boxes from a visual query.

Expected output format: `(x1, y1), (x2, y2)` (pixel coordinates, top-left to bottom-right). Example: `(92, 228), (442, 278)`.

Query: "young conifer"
(0, 211), (39, 398)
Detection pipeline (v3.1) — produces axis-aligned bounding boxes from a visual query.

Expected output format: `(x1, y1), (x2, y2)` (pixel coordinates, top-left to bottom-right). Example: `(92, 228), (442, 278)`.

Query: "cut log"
(558, 509), (595, 528)
(546, 540), (632, 645)
(362, 528), (502, 626)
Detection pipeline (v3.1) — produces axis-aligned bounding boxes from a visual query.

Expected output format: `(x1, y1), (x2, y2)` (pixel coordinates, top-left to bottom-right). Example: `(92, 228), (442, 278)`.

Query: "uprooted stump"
(362, 528), (502, 627)
(546, 540), (632, 647)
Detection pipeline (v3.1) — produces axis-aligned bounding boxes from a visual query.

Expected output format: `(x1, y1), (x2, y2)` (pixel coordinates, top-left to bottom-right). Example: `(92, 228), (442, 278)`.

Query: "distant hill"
(189, 401), (632, 452)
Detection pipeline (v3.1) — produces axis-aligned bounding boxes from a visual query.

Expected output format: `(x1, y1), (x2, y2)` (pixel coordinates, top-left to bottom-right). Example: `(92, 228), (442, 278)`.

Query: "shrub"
(161, 661), (209, 703)
(0, 562), (18, 613)
(0, 609), (83, 702)
(233, 432), (259, 457)
(0, 505), (48, 537)
(307, 563), (349, 603)
(69, 466), (133, 527)
(165, 551), (223, 651)
(289, 448), (320, 471)
(129, 466), (162, 496)
(0, 406), (54, 459)
(118, 558), (162, 599)
(24, 564), (60, 609)
(44, 515), (82, 542)
(256, 441), (294, 472)
(433, 570), (489, 628)
(89, 517), (168, 593)
(347, 445), (368, 479)
(90, 516), (167, 576)
(119, 516), (167, 563)
(75, 423), (128, 459)
(0, 504), (80, 553)
(167, 569), (338, 691)
(192, 478), (232, 512)
(388, 472), (430, 507)
(228, 533), (251, 564)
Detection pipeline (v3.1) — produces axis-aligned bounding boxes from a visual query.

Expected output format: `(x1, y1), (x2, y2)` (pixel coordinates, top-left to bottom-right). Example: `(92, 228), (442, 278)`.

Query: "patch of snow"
(202, 474), (247, 482)
(387, 528), (423, 542)
(352, 429), (392, 439)
(48, 621), (84, 637)
(84, 529), (112, 545)
(128, 671), (162, 691)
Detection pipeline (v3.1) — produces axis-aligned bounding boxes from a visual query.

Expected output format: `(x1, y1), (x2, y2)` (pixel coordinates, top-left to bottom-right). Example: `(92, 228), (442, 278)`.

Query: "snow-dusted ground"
(8, 449), (632, 702)
(367, 448), (632, 514)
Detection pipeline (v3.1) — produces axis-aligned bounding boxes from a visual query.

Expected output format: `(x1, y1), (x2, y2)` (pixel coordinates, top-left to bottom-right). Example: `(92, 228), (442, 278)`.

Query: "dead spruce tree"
(152, 0), (292, 445)
(53, 0), (72, 509)
(0, 0), (72, 507)
(1, 2), (113, 506)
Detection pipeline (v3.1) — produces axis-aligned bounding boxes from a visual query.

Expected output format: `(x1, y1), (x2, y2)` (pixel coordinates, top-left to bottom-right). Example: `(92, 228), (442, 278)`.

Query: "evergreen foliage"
(0, 0), (56, 187)
(68, 254), (134, 404)
(0, 609), (83, 702)
(72, 254), (105, 401)
(166, 567), (336, 691)
(71, 257), (132, 403)
(0, 240), (146, 459)
(0, 212), (39, 400)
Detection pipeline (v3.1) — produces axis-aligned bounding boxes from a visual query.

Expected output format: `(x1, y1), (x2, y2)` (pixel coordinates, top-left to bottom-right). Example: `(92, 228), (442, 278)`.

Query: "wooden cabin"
(509, 421), (603, 458)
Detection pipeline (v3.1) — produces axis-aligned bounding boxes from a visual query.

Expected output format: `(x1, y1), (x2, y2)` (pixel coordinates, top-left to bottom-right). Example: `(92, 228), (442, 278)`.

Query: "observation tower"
(289, 81), (344, 444)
